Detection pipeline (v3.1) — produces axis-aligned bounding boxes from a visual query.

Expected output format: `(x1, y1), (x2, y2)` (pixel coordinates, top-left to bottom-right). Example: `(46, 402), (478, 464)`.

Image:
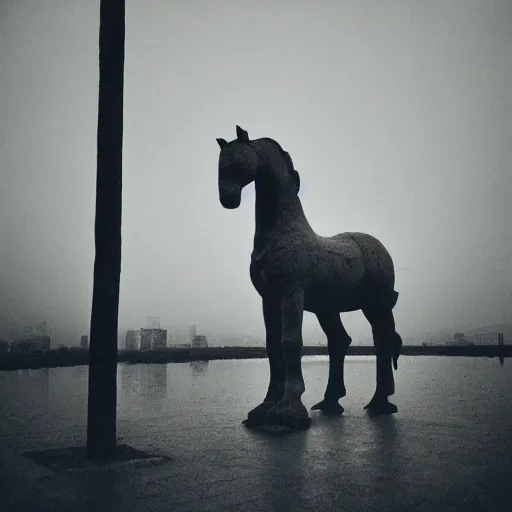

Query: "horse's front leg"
(265, 287), (311, 431)
(243, 297), (285, 427)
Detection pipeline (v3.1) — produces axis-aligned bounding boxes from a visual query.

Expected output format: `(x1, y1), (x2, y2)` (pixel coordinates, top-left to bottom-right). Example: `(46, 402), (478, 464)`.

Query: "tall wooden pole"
(86, 0), (125, 458)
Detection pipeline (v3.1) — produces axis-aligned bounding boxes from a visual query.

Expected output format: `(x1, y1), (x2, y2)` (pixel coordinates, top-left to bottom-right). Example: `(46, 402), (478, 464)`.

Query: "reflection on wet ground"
(189, 360), (209, 377)
(1, 356), (511, 449)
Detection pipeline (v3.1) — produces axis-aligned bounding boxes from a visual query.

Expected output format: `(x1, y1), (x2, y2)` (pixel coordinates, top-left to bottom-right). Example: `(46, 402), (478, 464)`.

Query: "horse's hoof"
(242, 401), (273, 427)
(265, 399), (311, 431)
(311, 399), (344, 415)
(364, 399), (398, 416)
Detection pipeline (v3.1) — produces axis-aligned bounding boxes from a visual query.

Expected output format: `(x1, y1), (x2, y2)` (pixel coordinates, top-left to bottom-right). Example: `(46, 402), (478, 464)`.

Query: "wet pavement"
(1, 357), (511, 511)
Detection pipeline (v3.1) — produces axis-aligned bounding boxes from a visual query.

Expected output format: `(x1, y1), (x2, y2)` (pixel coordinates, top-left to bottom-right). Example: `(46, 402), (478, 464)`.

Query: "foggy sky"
(1, 0), (511, 346)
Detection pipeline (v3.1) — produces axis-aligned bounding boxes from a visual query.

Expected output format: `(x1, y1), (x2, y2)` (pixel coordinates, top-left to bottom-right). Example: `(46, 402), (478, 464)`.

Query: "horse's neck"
(253, 179), (314, 259)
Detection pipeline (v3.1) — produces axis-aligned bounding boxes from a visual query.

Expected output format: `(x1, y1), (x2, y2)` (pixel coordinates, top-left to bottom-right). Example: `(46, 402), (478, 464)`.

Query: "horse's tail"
(392, 332), (402, 371)
(390, 291), (400, 369)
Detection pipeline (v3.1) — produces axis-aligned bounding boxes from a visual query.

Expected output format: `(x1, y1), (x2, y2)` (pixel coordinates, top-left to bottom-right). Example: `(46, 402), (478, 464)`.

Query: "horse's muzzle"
(219, 187), (241, 209)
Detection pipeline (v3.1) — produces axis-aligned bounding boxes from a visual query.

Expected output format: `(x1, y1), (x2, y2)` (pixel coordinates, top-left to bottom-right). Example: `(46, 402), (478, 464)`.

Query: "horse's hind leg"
(311, 311), (352, 415)
(362, 306), (400, 415)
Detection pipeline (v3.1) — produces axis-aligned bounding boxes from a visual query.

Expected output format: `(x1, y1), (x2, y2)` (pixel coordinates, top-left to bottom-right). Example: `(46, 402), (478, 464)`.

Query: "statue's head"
(216, 126), (301, 209)
(216, 125), (258, 209)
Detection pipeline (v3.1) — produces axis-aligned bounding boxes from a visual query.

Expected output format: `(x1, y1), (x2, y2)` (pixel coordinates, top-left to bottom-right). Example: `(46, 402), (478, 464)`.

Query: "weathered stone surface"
(217, 126), (403, 430)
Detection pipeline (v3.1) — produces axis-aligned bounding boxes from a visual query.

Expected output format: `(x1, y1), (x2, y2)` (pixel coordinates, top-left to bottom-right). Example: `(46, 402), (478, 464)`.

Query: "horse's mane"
(260, 137), (285, 152)
(260, 138), (295, 172)
(259, 137), (300, 192)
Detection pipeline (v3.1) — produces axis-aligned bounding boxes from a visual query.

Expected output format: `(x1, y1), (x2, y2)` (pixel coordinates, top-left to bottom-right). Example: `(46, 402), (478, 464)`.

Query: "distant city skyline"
(5, 319), (511, 349)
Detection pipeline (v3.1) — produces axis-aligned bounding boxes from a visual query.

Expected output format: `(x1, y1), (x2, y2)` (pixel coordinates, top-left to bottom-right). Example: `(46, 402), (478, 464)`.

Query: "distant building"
(444, 332), (474, 347)
(465, 332), (501, 345)
(445, 339), (474, 347)
(146, 317), (161, 329)
(125, 330), (141, 350)
(151, 329), (167, 350)
(22, 322), (49, 338)
(10, 336), (51, 353)
(140, 328), (167, 350)
(443, 333), (473, 346)
(0, 339), (9, 353)
(192, 335), (208, 349)
(80, 335), (89, 350)
(464, 324), (511, 345)
(140, 329), (151, 350)
(189, 325), (208, 348)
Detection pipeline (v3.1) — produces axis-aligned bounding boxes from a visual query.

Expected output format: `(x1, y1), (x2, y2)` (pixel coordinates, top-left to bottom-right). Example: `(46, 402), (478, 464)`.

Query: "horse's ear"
(216, 138), (227, 149)
(236, 125), (250, 143)
(290, 169), (300, 193)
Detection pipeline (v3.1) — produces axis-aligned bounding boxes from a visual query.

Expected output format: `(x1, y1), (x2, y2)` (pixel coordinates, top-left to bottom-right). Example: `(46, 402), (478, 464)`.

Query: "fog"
(1, 0), (511, 346)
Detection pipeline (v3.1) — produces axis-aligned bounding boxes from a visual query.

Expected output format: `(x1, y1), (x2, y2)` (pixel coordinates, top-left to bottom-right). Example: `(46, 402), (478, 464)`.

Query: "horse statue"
(216, 125), (403, 432)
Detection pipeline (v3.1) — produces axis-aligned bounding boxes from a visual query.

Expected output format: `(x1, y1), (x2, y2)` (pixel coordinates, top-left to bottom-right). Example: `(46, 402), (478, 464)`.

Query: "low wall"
(0, 345), (509, 371)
